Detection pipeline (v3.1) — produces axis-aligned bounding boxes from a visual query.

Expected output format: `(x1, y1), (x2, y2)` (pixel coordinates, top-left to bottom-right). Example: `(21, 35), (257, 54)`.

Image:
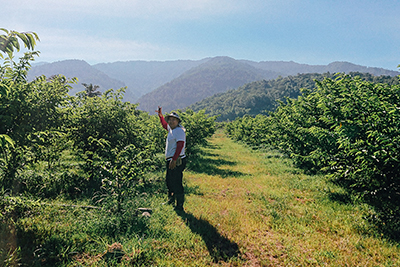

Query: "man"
(156, 106), (187, 211)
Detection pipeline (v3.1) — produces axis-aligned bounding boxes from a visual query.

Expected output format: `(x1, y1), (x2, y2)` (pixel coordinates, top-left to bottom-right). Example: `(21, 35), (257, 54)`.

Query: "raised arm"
(156, 106), (168, 130)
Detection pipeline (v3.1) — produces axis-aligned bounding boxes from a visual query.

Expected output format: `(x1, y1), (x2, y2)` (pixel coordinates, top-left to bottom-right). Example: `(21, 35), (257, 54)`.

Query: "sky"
(2, 0), (400, 70)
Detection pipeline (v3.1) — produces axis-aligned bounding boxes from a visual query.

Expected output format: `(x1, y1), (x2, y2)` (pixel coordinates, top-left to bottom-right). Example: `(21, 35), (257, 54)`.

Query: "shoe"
(175, 193), (184, 212)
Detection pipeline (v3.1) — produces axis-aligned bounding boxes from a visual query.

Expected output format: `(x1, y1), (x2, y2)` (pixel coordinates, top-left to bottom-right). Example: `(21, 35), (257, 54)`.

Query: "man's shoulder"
(173, 126), (186, 135)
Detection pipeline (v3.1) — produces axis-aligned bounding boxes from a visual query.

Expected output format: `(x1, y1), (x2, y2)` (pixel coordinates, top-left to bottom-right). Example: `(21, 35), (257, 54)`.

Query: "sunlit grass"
(3, 130), (399, 266)
(180, 130), (400, 266)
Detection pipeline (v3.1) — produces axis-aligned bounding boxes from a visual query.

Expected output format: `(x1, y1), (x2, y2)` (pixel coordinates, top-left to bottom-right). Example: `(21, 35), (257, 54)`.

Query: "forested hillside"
(136, 56), (280, 113)
(190, 72), (400, 121)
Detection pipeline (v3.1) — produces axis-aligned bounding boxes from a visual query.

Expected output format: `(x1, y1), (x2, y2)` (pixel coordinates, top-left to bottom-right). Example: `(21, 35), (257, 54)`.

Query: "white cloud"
(34, 29), (165, 63)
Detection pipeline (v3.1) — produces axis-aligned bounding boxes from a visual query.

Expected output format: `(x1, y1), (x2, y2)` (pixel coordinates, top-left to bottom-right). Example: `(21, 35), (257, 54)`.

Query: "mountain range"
(28, 56), (399, 113)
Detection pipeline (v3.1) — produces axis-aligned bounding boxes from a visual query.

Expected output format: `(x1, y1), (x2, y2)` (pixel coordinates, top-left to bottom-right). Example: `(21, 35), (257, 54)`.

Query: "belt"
(166, 155), (186, 161)
(166, 156), (186, 167)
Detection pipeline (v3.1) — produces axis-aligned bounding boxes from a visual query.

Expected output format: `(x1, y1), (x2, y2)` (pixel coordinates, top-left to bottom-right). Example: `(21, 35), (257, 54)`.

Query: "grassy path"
(150, 131), (400, 266)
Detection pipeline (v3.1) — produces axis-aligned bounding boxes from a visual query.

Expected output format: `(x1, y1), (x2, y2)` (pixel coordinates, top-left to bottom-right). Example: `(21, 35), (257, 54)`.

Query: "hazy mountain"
(93, 59), (208, 101)
(29, 57), (399, 112)
(28, 60), (127, 96)
(242, 60), (399, 76)
(136, 56), (281, 113)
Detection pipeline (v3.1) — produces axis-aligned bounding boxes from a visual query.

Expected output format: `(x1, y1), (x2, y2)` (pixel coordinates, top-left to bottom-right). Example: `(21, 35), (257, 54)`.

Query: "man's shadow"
(175, 209), (240, 263)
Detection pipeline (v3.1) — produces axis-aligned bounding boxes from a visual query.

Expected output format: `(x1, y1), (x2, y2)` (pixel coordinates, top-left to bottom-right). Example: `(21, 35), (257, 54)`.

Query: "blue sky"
(3, 0), (400, 70)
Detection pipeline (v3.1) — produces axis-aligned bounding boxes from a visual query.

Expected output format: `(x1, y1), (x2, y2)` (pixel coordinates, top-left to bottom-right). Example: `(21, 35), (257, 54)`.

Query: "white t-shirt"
(165, 125), (186, 159)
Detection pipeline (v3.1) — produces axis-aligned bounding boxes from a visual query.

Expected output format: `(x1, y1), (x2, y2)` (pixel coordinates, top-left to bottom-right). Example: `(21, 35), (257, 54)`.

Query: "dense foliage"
(226, 73), (400, 239)
(192, 72), (399, 121)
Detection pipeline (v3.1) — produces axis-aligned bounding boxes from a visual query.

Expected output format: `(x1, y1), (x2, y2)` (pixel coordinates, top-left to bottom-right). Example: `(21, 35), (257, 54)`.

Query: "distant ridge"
(28, 59), (126, 97)
(29, 57), (399, 110)
(137, 56), (280, 112)
(136, 57), (399, 113)
(242, 60), (399, 76)
(93, 59), (208, 101)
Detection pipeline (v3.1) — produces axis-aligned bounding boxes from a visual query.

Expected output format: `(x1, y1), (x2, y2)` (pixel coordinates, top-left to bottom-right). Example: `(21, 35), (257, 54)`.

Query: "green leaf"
(0, 83), (10, 97)
(0, 134), (14, 148)
(16, 33), (30, 49)
(26, 33), (37, 49)
(10, 36), (20, 51)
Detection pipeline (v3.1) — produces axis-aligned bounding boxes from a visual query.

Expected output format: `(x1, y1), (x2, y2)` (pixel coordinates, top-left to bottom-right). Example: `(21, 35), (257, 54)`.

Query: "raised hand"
(155, 106), (162, 117)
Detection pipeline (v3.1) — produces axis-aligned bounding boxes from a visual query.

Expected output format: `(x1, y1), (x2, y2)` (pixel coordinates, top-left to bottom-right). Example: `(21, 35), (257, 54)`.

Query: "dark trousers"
(165, 157), (187, 195)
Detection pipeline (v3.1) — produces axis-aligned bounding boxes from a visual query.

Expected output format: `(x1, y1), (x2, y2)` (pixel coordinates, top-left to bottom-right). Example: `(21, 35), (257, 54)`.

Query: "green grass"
(1, 130), (399, 266)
